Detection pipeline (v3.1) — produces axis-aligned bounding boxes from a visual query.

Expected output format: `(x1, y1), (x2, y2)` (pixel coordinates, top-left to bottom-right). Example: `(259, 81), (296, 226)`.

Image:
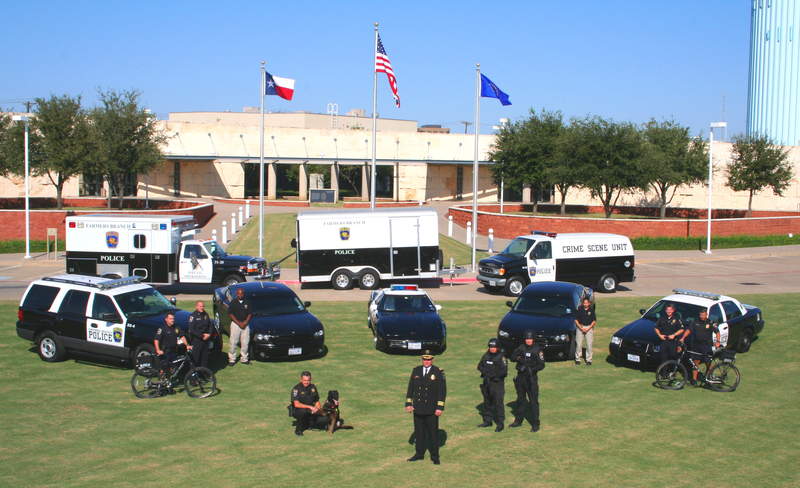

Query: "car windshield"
(500, 238), (535, 257)
(513, 293), (575, 317)
(248, 293), (306, 316)
(116, 288), (174, 318)
(380, 294), (435, 313)
(643, 300), (705, 322)
(204, 241), (226, 258)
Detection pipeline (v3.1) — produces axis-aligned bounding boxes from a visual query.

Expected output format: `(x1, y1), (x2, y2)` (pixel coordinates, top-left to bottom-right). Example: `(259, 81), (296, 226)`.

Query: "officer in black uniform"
(405, 351), (447, 465)
(509, 330), (545, 432)
(188, 301), (213, 368)
(154, 311), (189, 376)
(654, 303), (686, 365)
(685, 309), (721, 383)
(291, 370), (322, 436)
(477, 338), (507, 432)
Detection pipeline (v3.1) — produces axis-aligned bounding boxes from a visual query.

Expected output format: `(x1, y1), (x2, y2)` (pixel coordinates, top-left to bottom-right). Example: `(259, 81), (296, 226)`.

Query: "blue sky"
(1, 1), (749, 137)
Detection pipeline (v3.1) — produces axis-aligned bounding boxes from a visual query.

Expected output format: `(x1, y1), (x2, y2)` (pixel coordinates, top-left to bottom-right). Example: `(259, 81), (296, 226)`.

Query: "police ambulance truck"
(291, 208), (442, 290)
(65, 214), (273, 287)
(478, 231), (635, 296)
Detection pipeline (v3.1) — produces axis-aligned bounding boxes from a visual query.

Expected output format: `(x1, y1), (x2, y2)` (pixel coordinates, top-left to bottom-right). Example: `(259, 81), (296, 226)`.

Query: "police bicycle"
(131, 351), (217, 399)
(654, 346), (740, 392)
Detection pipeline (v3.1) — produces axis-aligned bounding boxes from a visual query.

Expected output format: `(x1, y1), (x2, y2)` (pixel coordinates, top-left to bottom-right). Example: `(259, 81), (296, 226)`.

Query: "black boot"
(495, 423), (504, 432)
(407, 455), (424, 462)
(509, 419), (523, 428)
(477, 420), (492, 428)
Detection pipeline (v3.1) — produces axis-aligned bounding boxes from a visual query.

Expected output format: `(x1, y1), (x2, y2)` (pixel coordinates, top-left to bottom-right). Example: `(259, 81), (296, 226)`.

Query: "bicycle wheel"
(184, 367), (217, 398)
(707, 362), (740, 392)
(131, 372), (165, 399)
(655, 360), (687, 390)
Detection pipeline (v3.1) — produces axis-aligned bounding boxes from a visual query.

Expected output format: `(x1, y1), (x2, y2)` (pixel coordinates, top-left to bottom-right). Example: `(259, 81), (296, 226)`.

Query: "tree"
(727, 134), (794, 216)
(489, 108), (563, 213)
(640, 119), (708, 218)
(0, 112), (17, 176)
(562, 116), (647, 218)
(89, 90), (166, 209)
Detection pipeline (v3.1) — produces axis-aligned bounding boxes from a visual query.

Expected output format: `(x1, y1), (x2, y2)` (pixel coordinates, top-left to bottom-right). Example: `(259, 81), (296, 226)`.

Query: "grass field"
(1, 294), (798, 487)
(0, 240), (66, 254)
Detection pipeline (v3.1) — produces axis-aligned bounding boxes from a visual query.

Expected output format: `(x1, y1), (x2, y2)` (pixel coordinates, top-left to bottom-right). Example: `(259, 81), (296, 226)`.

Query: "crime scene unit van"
(478, 231), (635, 296)
(65, 214), (271, 286)
(292, 208), (441, 290)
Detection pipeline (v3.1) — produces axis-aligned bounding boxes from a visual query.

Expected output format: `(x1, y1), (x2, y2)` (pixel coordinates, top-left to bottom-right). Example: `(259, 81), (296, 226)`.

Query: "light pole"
(706, 121), (727, 254)
(12, 115), (31, 259)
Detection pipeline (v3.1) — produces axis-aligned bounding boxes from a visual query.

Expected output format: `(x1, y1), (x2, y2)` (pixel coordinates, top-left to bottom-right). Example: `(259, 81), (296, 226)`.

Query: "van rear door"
(390, 217), (421, 277)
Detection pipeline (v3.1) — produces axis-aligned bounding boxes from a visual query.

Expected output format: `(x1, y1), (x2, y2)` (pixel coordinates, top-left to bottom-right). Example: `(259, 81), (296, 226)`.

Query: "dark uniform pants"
(413, 413), (440, 460)
(293, 408), (322, 432)
(191, 338), (210, 368)
(512, 373), (539, 427)
(658, 339), (680, 365)
(480, 380), (505, 424)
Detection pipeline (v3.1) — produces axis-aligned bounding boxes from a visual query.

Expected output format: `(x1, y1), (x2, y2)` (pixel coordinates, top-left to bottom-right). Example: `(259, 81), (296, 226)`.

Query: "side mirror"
(304, 301), (312, 308)
(100, 312), (120, 322)
(639, 308), (646, 316)
(290, 238), (297, 249)
(170, 297), (177, 305)
(506, 301), (514, 308)
(435, 304), (442, 311)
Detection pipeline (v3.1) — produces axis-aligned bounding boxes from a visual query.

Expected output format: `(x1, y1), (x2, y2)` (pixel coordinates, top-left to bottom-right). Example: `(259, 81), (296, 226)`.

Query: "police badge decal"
(339, 227), (350, 241)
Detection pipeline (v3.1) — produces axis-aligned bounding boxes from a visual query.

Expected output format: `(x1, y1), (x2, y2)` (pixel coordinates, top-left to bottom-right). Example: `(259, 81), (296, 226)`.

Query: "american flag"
(375, 34), (400, 107)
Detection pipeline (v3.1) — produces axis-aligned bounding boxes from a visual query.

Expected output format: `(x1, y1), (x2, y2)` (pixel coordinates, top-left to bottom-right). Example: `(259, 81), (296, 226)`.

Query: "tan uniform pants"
(575, 327), (593, 362)
(228, 324), (250, 362)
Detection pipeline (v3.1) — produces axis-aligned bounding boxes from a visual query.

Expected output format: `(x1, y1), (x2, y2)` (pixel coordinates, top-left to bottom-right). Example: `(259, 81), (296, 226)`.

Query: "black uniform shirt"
(188, 311), (212, 341)
(292, 382), (319, 407)
(477, 351), (508, 381)
(154, 324), (181, 353)
(229, 297), (252, 323)
(405, 365), (447, 415)
(655, 314), (684, 337)
(511, 343), (545, 374)
(575, 306), (596, 326)
(690, 319), (719, 347)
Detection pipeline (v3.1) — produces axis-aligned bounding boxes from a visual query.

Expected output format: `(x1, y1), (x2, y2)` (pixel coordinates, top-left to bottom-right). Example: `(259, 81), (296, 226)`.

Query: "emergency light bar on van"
(391, 284), (418, 291)
(672, 289), (721, 301)
(530, 230), (557, 238)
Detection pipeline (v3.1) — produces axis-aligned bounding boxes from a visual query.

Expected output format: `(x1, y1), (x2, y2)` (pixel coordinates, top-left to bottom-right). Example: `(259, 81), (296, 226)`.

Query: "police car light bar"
(672, 289), (721, 301)
(531, 230), (557, 238)
(390, 284), (418, 291)
(42, 275), (144, 290)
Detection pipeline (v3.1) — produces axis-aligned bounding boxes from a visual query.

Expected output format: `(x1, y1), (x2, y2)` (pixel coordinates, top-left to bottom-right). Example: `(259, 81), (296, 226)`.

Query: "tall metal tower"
(747, 0), (800, 146)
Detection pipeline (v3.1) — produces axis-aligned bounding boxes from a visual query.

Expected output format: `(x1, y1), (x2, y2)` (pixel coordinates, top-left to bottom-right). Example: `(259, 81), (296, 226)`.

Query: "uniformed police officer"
(291, 370), (322, 436)
(685, 309), (721, 383)
(154, 311), (190, 376)
(477, 338), (507, 432)
(654, 303), (686, 365)
(228, 287), (252, 366)
(405, 352), (446, 465)
(188, 301), (213, 368)
(509, 330), (545, 432)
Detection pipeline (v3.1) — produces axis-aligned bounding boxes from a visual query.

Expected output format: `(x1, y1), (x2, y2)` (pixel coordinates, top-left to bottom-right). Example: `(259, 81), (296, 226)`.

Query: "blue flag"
(480, 74), (511, 106)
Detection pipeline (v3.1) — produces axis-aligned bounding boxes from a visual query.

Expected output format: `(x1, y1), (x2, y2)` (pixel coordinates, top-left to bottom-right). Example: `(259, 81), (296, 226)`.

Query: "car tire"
(736, 329), (754, 353)
(222, 274), (243, 287)
(504, 276), (526, 297)
(331, 270), (354, 290)
(597, 273), (617, 293)
(359, 271), (380, 290)
(37, 331), (66, 362)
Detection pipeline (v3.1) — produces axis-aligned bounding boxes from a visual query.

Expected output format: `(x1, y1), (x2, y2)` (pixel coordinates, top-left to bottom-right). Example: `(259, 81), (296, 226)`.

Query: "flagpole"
(471, 63), (480, 272)
(370, 22), (379, 209)
(258, 61), (266, 258)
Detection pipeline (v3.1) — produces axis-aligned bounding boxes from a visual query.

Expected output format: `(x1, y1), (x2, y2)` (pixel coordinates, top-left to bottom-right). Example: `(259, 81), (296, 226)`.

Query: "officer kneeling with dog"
(477, 338), (507, 432)
(290, 370), (322, 436)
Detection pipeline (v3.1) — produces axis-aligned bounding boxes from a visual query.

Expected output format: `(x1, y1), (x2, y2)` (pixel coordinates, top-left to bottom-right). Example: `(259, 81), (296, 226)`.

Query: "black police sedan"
(213, 281), (325, 360)
(497, 281), (592, 360)
(368, 285), (447, 354)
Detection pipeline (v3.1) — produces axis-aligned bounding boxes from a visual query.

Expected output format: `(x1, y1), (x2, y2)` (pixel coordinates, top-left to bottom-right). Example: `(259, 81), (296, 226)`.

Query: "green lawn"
(632, 234), (799, 250)
(1, 294), (798, 487)
(439, 234), (489, 267)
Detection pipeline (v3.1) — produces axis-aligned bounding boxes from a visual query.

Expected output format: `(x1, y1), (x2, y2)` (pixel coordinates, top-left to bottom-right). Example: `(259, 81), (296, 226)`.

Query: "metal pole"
(23, 119), (30, 259)
(259, 61), (266, 258)
(370, 22), (379, 209)
(471, 63), (480, 272)
(500, 177), (504, 214)
(705, 129), (714, 254)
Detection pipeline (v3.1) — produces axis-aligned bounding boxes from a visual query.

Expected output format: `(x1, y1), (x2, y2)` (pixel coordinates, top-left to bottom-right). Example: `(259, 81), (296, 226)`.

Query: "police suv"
(478, 232), (635, 296)
(16, 274), (217, 365)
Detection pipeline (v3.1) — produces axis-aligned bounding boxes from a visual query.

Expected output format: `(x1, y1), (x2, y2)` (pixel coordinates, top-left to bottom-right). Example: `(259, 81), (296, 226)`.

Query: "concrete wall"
(168, 111), (419, 133)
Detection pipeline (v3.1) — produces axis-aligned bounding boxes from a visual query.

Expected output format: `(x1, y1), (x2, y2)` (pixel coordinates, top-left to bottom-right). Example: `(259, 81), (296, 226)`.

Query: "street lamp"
(12, 115), (31, 259)
(706, 121), (727, 254)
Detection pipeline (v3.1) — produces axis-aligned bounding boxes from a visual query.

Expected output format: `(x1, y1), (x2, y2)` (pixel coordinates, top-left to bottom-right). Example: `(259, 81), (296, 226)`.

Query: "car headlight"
(560, 334), (568, 342)
(256, 334), (274, 342)
(498, 268), (506, 276)
(498, 330), (510, 338)
(624, 260), (631, 268)
(611, 336), (622, 345)
(314, 329), (324, 337)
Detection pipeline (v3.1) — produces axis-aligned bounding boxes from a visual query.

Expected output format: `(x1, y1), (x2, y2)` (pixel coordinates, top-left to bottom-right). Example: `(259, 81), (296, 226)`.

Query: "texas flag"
(265, 71), (295, 100)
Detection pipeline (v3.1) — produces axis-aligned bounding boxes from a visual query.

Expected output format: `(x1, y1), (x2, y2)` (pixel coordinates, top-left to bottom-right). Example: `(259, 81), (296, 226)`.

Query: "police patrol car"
(367, 284), (447, 354)
(16, 274), (217, 365)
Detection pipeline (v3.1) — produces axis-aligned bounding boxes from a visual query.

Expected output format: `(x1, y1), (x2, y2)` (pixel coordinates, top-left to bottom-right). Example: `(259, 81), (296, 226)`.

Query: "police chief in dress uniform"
(291, 370), (322, 436)
(477, 338), (507, 432)
(188, 301), (213, 368)
(654, 303), (686, 365)
(509, 330), (545, 432)
(405, 352), (446, 465)
(685, 309), (721, 383)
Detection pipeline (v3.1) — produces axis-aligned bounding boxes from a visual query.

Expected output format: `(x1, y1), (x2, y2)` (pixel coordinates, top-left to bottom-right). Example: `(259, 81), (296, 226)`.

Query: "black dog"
(321, 390), (353, 434)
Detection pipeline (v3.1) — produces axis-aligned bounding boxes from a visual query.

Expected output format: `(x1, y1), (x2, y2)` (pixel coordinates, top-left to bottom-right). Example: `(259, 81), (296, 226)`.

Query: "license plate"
(627, 354), (640, 363)
(489, 280), (496, 287)
(407, 342), (421, 350)
(288, 347), (302, 356)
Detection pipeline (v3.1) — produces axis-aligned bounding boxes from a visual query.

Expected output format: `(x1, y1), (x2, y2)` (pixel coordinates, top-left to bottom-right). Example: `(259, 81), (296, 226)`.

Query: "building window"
(79, 174), (104, 196)
(133, 234), (147, 249)
(173, 161), (181, 196)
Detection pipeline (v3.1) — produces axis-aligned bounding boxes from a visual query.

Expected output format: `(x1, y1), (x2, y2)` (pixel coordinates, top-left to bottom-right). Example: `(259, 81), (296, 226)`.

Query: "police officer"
(654, 303), (686, 365)
(188, 301), (213, 368)
(509, 330), (545, 432)
(154, 311), (190, 376)
(477, 338), (507, 432)
(227, 287), (252, 366)
(291, 370), (322, 436)
(684, 309), (721, 383)
(405, 352), (446, 465)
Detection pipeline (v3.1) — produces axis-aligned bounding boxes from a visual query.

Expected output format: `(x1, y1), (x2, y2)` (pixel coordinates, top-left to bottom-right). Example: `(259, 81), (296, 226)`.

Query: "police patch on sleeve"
(292, 389), (298, 397)
(539, 351), (544, 360)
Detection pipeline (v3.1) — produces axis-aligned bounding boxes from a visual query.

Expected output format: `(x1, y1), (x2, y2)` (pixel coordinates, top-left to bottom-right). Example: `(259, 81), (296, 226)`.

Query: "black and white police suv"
(16, 274), (218, 365)
(367, 284), (446, 354)
(478, 231), (635, 296)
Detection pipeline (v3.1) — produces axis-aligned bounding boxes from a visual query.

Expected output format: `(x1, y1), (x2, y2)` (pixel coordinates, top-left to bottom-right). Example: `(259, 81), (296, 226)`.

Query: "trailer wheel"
(331, 271), (354, 290)
(597, 273), (617, 293)
(222, 274), (243, 287)
(359, 271), (380, 290)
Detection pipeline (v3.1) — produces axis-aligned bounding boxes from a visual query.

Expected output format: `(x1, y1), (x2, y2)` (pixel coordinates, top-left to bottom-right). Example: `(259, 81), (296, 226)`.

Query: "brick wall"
(213, 198), (309, 207)
(448, 205), (800, 239)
